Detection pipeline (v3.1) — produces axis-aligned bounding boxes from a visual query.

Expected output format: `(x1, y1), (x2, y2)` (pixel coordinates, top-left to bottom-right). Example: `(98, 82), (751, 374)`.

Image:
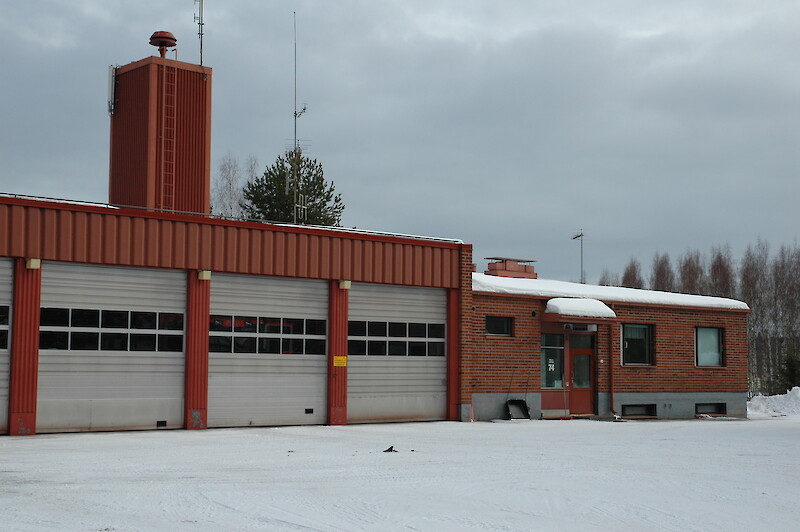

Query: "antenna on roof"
(194, 0), (205, 65)
(290, 11), (308, 224)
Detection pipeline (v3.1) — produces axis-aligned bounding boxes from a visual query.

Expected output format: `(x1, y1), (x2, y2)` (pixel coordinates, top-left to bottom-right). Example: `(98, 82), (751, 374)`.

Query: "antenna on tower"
(194, 0), (205, 65)
(290, 11), (308, 224)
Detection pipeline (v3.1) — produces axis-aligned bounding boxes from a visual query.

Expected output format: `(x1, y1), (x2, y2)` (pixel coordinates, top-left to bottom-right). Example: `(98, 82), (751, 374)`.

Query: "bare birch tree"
(678, 249), (706, 295)
(211, 152), (246, 219)
(621, 258), (644, 289)
(650, 252), (675, 292)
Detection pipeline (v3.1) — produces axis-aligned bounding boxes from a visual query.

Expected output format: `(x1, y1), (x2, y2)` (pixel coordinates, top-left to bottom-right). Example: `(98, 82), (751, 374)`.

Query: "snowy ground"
(2, 392), (799, 532)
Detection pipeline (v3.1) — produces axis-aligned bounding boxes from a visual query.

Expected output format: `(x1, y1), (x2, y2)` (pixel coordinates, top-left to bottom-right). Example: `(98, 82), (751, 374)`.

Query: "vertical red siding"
(327, 281), (348, 425)
(184, 271), (210, 429)
(446, 288), (461, 421)
(8, 259), (42, 436)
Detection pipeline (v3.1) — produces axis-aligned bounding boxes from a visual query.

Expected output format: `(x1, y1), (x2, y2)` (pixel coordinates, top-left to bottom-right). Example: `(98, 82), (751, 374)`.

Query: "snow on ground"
(2, 413), (799, 531)
(748, 386), (800, 417)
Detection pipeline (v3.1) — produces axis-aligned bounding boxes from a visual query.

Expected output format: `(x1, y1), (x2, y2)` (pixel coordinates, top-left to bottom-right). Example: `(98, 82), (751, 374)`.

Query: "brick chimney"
(484, 257), (538, 279)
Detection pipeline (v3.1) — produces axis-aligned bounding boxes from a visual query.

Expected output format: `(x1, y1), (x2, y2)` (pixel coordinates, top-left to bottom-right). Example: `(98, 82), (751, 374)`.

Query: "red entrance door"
(569, 334), (594, 415)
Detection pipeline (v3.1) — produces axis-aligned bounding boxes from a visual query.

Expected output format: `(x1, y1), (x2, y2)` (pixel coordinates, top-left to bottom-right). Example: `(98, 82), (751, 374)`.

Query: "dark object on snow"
(506, 399), (530, 420)
(383, 445), (397, 453)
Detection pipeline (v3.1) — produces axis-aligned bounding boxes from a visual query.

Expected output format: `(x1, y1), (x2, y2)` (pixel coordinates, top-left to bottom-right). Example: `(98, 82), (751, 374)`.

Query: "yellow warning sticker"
(334, 356), (348, 367)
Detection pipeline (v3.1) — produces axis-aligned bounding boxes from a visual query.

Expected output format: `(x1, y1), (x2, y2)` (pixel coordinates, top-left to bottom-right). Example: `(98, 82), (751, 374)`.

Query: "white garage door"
(37, 262), (186, 432)
(0, 259), (12, 433)
(208, 274), (328, 428)
(347, 283), (447, 423)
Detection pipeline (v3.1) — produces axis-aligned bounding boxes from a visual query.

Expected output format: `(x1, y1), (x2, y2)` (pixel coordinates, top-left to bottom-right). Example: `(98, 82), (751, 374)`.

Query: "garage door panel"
(208, 274), (328, 428)
(0, 258), (12, 433)
(348, 283), (447, 423)
(37, 262), (186, 432)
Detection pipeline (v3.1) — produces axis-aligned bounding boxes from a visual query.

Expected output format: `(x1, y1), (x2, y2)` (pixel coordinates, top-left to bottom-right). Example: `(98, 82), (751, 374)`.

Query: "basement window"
(486, 316), (513, 336)
(695, 403), (727, 416)
(621, 404), (657, 418)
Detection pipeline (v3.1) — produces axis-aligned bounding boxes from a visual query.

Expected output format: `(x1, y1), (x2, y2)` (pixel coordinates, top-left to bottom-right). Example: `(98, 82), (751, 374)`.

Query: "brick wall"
(463, 291), (749, 401)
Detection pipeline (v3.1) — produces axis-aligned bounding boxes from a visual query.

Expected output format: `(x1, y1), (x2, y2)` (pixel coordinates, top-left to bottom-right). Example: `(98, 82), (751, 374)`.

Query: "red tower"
(109, 31), (212, 214)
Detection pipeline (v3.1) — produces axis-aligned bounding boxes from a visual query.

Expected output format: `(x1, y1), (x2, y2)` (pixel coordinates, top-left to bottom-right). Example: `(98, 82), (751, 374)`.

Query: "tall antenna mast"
(194, 0), (205, 65)
(291, 11), (308, 224)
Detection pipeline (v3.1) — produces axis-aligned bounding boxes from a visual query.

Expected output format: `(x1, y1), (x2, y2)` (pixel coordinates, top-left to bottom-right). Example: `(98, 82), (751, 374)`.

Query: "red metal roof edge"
(114, 55), (212, 75)
(0, 194), (464, 250)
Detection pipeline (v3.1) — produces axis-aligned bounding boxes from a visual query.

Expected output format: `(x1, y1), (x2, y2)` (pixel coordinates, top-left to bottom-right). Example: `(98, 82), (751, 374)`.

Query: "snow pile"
(748, 386), (800, 417)
(545, 298), (617, 318)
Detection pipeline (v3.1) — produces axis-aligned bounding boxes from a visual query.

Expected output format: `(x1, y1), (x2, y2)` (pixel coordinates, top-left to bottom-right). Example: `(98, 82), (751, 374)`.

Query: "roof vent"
(149, 31), (177, 58)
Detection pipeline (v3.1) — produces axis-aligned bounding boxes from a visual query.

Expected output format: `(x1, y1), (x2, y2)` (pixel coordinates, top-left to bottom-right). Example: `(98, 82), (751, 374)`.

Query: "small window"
(158, 313), (184, 331)
(102, 310), (129, 329)
(101, 332), (128, 351)
(158, 334), (183, 352)
(428, 323), (445, 338)
(233, 336), (257, 353)
(0, 330), (7, 350)
(348, 339), (366, 355)
(130, 334), (157, 351)
(234, 316), (257, 333)
(209, 336), (232, 353)
(282, 338), (303, 354)
(486, 316), (513, 336)
(697, 327), (724, 366)
(622, 324), (653, 365)
(40, 308), (70, 327)
(40, 331), (69, 350)
(621, 404), (657, 417)
(209, 315), (232, 331)
(258, 337), (281, 354)
(408, 323), (427, 338)
(388, 322), (407, 337)
(368, 321), (388, 337)
(696, 403), (727, 416)
(71, 309), (100, 328)
(259, 317), (282, 334)
(408, 341), (427, 356)
(306, 319), (326, 336)
(282, 318), (304, 335)
(131, 311), (157, 330)
(368, 340), (387, 356)
(348, 321), (367, 336)
(428, 342), (445, 356)
(388, 341), (407, 356)
(305, 339), (326, 355)
(0, 305), (10, 326)
(71, 332), (99, 350)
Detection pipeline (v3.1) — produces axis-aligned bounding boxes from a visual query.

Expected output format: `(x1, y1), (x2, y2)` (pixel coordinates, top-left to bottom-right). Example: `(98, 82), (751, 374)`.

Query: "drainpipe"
(608, 320), (617, 417)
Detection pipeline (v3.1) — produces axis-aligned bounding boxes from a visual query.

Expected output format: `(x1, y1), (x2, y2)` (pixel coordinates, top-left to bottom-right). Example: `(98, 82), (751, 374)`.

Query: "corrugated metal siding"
(208, 273), (328, 427)
(0, 258), (12, 432)
(347, 282), (447, 422)
(0, 199), (461, 288)
(37, 262), (186, 432)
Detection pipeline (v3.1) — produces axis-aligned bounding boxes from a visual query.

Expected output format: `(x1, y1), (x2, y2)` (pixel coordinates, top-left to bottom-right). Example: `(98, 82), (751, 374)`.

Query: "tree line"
(598, 241), (800, 396)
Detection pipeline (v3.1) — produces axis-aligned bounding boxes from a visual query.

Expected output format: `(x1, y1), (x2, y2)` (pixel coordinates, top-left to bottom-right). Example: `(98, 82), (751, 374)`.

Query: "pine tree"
(241, 148), (344, 226)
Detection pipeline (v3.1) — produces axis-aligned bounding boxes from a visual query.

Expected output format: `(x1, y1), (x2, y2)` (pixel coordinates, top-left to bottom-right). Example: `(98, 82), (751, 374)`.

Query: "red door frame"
(539, 325), (597, 418)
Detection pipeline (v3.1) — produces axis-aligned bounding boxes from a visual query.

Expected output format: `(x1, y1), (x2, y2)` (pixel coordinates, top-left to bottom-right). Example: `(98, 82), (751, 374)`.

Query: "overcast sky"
(2, 1), (799, 283)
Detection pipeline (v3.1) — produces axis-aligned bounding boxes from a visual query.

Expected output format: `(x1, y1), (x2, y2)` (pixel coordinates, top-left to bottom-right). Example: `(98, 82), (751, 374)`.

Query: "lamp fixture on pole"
(572, 230), (585, 284)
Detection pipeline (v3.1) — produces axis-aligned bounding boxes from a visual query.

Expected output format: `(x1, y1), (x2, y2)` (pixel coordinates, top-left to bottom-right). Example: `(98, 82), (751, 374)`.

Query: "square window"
(408, 323), (427, 338)
(40, 331), (69, 349)
(408, 341), (427, 356)
(259, 317), (281, 334)
(388, 341), (406, 356)
(486, 316), (513, 336)
(306, 319), (327, 336)
(428, 323), (445, 339)
(622, 324), (653, 365)
(234, 336), (257, 353)
(102, 310), (129, 329)
(368, 321), (388, 337)
(368, 340), (387, 356)
(209, 336), (232, 353)
(282, 338), (304, 354)
(305, 339), (326, 355)
(234, 316), (257, 333)
(283, 318), (304, 335)
(40, 307), (70, 327)
(158, 334), (183, 352)
(130, 334), (157, 351)
(348, 339), (366, 355)
(428, 342), (445, 356)
(388, 322), (407, 337)
(697, 327), (724, 366)
(71, 332), (99, 350)
(101, 332), (128, 350)
(130, 311), (157, 329)
(258, 337), (281, 354)
(348, 321), (366, 337)
(158, 313), (184, 331)
(71, 309), (100, 328)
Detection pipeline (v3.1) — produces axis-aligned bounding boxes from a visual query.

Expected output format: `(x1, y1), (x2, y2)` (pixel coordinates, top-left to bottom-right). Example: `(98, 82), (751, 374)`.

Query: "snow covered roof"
(473, 273), (750, 311)
(545, 298), (617, 319)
